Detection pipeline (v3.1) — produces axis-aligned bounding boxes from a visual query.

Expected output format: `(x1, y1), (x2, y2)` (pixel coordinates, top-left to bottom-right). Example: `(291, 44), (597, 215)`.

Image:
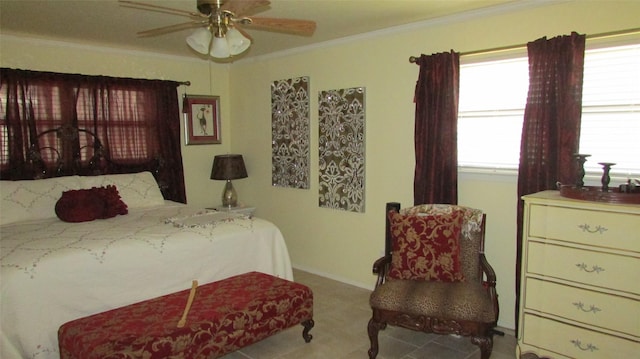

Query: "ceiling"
(1, 0), (520, 61)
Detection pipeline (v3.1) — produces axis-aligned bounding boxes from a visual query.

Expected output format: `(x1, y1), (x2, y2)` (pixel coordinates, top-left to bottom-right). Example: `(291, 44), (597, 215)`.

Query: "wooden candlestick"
(598, 162), (615, 192)
(574, 154), (591, 188)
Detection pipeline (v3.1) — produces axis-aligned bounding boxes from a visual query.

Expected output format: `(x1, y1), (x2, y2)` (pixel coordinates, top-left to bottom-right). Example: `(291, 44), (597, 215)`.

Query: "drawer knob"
(578, 223), (608, 234)
(576, 263), (605, 274)
(571, 339), (599, 352)
(572, 301), (601, 314)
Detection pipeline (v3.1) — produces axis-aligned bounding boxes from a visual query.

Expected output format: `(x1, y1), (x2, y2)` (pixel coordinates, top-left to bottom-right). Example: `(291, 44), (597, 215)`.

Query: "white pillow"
(79, 171), (165, 209)
(0, 176), (83, 225)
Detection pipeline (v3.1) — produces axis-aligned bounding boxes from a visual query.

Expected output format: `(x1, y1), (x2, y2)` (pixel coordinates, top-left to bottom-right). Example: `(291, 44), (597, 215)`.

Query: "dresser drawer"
(529, 204), (640, 253)
(522, 314), (639, 359)
(526, 241), (638, 295)
(524, 278), (639, 337)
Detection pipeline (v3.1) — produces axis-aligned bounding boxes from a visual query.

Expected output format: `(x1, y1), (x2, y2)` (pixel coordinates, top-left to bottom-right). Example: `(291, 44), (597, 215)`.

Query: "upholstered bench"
(58, 271), (314, 359)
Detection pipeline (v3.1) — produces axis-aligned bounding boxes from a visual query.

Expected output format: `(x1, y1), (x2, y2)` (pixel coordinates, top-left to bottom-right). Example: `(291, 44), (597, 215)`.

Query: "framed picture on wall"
(183, 94), (221, 145)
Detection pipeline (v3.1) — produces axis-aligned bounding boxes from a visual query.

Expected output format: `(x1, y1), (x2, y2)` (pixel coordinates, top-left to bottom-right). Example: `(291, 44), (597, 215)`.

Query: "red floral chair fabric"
(59, 271), (314, 359)
(387, 209), (464, 282)
(368, 202), (498, 359)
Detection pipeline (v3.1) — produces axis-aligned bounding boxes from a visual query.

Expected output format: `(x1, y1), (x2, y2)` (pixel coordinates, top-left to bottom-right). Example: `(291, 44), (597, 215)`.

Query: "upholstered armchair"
(368, 202), (499, 359)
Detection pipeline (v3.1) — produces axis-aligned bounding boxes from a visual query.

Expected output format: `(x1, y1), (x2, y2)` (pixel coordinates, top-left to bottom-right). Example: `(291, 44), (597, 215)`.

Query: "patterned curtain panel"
(318, 87), (366, 213)
(271, 77), (310, 189)
(515, 32), (586, 332)
(413, 51), (460, 206)
(0, 68), (186, 203)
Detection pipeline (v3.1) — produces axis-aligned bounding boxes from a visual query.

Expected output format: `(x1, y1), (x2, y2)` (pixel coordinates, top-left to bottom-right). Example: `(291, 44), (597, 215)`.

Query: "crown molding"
(239, 0), (562, 64)
(0, 32), (213, 65)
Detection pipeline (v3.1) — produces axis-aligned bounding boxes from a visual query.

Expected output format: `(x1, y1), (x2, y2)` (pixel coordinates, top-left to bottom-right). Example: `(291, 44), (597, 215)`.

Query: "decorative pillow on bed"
(55, 186), (128, 222)
(79, 171), (165, 209)
(1, 176), (83, 225)
(93, 185), (128, 218)
(387, 210), (464, 282)
(55, 188), (107, 223)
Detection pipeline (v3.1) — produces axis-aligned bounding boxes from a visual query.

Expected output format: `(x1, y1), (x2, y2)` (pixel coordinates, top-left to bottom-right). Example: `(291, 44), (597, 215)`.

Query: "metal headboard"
(28, 124), (105, 178)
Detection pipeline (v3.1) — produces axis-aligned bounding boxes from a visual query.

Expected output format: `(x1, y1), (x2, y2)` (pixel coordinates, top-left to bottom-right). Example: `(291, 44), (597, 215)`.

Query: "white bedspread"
(0, 202), (293, 359)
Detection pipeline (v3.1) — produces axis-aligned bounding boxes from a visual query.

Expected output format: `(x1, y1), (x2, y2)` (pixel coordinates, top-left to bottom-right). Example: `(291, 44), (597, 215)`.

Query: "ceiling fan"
(119, 0), (316, 59)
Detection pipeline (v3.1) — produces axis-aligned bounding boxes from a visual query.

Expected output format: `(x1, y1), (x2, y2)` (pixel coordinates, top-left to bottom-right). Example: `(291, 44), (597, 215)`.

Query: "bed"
(0, 171), (293, 358)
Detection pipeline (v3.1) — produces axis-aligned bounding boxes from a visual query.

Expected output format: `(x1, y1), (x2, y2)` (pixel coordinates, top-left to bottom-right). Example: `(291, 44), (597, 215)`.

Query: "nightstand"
(207, 205), (256, 217)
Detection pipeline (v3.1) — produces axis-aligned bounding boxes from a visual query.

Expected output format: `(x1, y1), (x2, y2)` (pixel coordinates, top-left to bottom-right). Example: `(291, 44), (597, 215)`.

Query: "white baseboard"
(292, 264), (376, 291)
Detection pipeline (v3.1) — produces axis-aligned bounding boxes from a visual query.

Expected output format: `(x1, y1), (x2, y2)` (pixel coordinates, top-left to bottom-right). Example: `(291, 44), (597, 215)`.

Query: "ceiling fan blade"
(119, 0), (204, 19)
(245, 17), (316, 36)
(221, 0), (270, 16)
(137, 21), (207, 37)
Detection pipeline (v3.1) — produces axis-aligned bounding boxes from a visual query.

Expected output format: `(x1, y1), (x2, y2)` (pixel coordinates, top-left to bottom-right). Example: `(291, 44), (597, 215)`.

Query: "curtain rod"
(179, 81), (191, 86)
(409, 27), (640, 63)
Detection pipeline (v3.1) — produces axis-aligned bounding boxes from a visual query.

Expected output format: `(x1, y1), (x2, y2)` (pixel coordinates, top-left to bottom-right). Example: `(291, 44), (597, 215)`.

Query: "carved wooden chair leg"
(471, 335), (493, 359)
(367, 317), (385, 359)
(301, 319), (314, 343)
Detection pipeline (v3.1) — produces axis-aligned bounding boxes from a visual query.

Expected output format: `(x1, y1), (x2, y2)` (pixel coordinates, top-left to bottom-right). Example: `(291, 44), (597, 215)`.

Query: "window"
(75, 88), (152, 161)
(0, 69), (186, 204)
(458, 43), (640, 177)
(0, 82), (155, 169)
(458, 58), (528, 169)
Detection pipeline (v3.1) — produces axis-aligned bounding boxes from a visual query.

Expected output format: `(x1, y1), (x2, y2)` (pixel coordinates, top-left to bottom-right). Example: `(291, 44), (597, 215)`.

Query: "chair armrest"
(372, 255), (391, 288)
(480, 253), (496, 287)
(372, 255), (391, 273)
(480, 252), (499, 322)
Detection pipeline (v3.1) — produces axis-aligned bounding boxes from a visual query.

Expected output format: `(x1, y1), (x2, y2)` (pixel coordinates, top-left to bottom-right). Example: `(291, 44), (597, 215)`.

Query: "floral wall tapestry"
(271, 76), (310, 189)
(318, 87), (366, 213)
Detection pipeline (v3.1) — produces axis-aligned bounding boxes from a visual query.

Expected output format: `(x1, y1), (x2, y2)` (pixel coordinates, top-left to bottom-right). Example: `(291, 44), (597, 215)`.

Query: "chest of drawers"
(517, 190), (640, 359)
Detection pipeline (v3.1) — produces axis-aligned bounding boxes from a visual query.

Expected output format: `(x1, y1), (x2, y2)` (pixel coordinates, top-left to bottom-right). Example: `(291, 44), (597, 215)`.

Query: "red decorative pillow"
(55, 189), (106, 223)
(55, 186), (128, 222)
(92, 185), (128, 218)
(387, 210), (464, 282)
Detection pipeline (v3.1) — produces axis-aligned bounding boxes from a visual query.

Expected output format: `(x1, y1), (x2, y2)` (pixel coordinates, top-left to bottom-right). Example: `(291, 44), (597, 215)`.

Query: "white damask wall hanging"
(271, 76), (310, 189)
(318, 87), (366, 213)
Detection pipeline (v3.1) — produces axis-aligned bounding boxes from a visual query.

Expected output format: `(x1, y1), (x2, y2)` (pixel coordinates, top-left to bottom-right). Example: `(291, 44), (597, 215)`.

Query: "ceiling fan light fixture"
(210, 35), (231, 58)
(122, 0), (316, 60)
(186, 27), (212, 54)
(226, 27), (251, 55)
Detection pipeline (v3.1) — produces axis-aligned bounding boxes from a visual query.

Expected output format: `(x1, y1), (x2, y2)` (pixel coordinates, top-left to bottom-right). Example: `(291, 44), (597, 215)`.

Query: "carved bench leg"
(301, 319), (314, 343)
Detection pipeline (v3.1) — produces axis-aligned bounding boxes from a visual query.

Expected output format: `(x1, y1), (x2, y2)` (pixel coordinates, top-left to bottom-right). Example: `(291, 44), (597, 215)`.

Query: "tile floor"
(221, 269), (517, 359)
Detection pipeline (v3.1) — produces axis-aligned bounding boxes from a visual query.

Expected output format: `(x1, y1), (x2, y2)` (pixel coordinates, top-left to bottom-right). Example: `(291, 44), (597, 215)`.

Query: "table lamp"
(210, 154), (248, 208)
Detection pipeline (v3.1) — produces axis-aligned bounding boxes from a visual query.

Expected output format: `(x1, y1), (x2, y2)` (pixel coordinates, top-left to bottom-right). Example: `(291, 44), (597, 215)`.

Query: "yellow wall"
(228, 0), (640, 331)
(2, 0), (639, 330)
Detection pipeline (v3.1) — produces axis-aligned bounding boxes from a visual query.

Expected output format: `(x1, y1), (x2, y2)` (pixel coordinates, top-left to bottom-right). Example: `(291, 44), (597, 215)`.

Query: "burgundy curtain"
(0, 68), (186, 203)
(413, 51), (460, 205)
(515, 32), (586, 329)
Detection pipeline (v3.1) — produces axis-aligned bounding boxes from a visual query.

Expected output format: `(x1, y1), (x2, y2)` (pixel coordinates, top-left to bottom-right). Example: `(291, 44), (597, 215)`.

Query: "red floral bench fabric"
(58, 271), (314, 359)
